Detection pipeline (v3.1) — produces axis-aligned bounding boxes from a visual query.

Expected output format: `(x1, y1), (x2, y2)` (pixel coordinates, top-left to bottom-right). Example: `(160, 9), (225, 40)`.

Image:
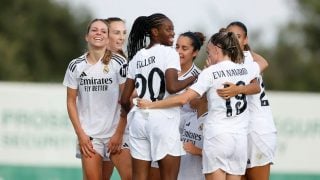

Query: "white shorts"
(246, 132), (277, 168)
(128, 110), (185, 161)
(151, 161), (159, 168)
(203, 133), (247, 175)
(76, 134), (130, 161)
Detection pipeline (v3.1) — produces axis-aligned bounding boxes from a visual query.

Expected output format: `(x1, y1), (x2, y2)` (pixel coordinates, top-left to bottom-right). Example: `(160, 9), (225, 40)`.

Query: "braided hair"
(127, 13), (169, 60)
(209, 31), (244, 63)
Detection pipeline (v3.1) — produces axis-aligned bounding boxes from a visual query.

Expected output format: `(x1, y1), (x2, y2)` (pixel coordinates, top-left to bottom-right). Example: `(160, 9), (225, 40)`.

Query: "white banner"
(0, 82), (320, 172)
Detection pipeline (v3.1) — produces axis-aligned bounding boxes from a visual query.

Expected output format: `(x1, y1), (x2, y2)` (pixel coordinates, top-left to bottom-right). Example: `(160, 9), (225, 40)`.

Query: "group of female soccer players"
(63, 13), (276, 180)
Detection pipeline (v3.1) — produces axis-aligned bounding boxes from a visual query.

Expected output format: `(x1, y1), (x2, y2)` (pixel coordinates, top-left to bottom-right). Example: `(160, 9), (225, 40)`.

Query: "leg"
(110, 149), (132, 180)
(102, 161), (114, 180)
(241, 174), (247, 180)
(158, 155), (180, 180)
(131, 157), (150, 180)
(205, 169), (226, 180)
(149, 166), (161, 180)
(226, 174), (241, 180)
(245, 163), (271, 180)
(81, 153), (103, 180)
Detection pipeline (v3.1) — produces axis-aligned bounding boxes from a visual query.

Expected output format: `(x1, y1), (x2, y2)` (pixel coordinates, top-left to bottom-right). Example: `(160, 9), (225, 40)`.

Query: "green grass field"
(1, 164), (320, 180)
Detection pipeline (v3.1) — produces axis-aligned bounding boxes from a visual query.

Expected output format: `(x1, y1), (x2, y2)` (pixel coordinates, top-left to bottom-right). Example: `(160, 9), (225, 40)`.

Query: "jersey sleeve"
(62, 60), (79, 89)
(189, 68), (213, 96)
(249, 62), (260, 80)
(127, 54), (138, 80)
(112, 54), (128, 84)
(165, 48), (181, 71)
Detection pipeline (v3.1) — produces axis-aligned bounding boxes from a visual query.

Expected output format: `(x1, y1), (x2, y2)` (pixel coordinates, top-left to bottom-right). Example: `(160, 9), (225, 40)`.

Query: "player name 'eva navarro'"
(212, 67), (248, 79)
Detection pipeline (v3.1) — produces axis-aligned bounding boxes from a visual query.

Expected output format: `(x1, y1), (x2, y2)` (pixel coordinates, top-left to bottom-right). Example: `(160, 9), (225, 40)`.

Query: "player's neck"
(179, 62), (193, 77)
(87, 49), (105, 64)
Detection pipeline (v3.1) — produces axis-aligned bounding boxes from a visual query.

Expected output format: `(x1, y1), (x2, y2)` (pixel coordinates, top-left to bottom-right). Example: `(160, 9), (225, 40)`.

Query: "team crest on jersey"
(198, 123), (203, 131)
(103, 65), (109, 73)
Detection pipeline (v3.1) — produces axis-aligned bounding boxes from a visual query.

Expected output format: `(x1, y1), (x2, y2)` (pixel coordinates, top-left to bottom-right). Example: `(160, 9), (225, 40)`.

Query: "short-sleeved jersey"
(127, 44), (181, 115)
(178, 64), (201, 132)
(178, 64), (201, 120)
(178, 112), (206, 180)
(190, 60), (260, 138)
(63, 53), (127, 138)
(244, 51), (277, 134)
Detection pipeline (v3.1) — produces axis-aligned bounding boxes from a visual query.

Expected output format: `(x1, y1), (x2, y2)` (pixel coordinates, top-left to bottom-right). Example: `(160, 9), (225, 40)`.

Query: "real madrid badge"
(103, 65), (109, 73)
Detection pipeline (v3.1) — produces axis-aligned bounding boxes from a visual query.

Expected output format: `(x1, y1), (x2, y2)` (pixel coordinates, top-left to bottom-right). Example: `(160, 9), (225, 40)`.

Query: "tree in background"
(0, 0), (91, 82)
(261, 0), (320, 92)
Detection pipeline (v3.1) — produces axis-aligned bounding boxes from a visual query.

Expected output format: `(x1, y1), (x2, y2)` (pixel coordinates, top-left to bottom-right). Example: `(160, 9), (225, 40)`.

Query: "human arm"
(217, 78), (260, 99)
(183, 142), (202, 156)
(251, 51), (269, 73)
(66, 87), (95, 158)
(120, 78), (136, 117)
(108, 84), (127, 154)
(137, 89), (199, 109)
(165, 68), (197, 94)
(108, 115), (127, 154)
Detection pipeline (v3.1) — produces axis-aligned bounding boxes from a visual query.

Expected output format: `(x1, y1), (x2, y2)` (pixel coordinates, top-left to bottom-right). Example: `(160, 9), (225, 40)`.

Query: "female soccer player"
(137, 31), (261, 180)
(63, 19), (130, 180)
(120, 13), (197, 180)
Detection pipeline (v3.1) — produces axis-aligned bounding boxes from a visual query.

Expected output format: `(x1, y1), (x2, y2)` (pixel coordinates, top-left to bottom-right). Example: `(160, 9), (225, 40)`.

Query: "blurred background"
(0, 0), (319, 179)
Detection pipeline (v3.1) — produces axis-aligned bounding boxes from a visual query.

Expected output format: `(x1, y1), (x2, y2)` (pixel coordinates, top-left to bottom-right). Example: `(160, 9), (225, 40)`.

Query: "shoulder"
(67, 54), (86, 72)
(191, 64), (201, 76)
(157, 44), (177, 54)
(112, 53), (127, 66)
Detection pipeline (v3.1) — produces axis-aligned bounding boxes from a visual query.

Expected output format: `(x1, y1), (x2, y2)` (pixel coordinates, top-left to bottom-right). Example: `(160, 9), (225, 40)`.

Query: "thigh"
(246, 164), (271, 180)
(131, 157), (151, 180)
(149, 166), (161, 180)
(205, 169), (226, 180)
(158, 155), (181, 180)
(110, 149), (132, 180)
(102, 161), (114, 180)
(81, 153), (103, 180)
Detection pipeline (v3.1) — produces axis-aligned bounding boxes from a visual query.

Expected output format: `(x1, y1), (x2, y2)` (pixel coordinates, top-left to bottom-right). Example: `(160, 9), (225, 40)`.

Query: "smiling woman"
(120, 13), (198, 180)
(63, 18), (131, 180)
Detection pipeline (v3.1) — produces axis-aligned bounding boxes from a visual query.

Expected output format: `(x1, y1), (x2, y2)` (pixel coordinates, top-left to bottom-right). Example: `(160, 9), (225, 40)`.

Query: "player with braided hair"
(137, 31), (261, 180)
(120, 13), (197, 180)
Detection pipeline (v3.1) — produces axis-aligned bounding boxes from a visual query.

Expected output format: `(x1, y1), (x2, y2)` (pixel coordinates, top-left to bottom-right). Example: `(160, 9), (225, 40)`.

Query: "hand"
(216, 82), (239, 99)
(136, 98), (152, 109)
(78, 133), (95, 158)
(107, 132), (123, 154)
(183, 142), (199, 155)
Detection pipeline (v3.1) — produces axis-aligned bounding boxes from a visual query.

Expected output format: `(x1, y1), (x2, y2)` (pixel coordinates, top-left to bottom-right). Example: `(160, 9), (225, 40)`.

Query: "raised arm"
(251, 51), (269, 73)
(165, 68), (197, 94)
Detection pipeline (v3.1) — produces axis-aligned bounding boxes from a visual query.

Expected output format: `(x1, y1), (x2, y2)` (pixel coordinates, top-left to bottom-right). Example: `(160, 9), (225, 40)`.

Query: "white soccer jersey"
(178, 64), (201, 132)
(178, 112), (206, 180)
(127, 44), (181, 115)
(244, 51), (277, 134)
(190, 60), (260, 138)
(63, 53), (127, 138)
(127, 44), (184, 161)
